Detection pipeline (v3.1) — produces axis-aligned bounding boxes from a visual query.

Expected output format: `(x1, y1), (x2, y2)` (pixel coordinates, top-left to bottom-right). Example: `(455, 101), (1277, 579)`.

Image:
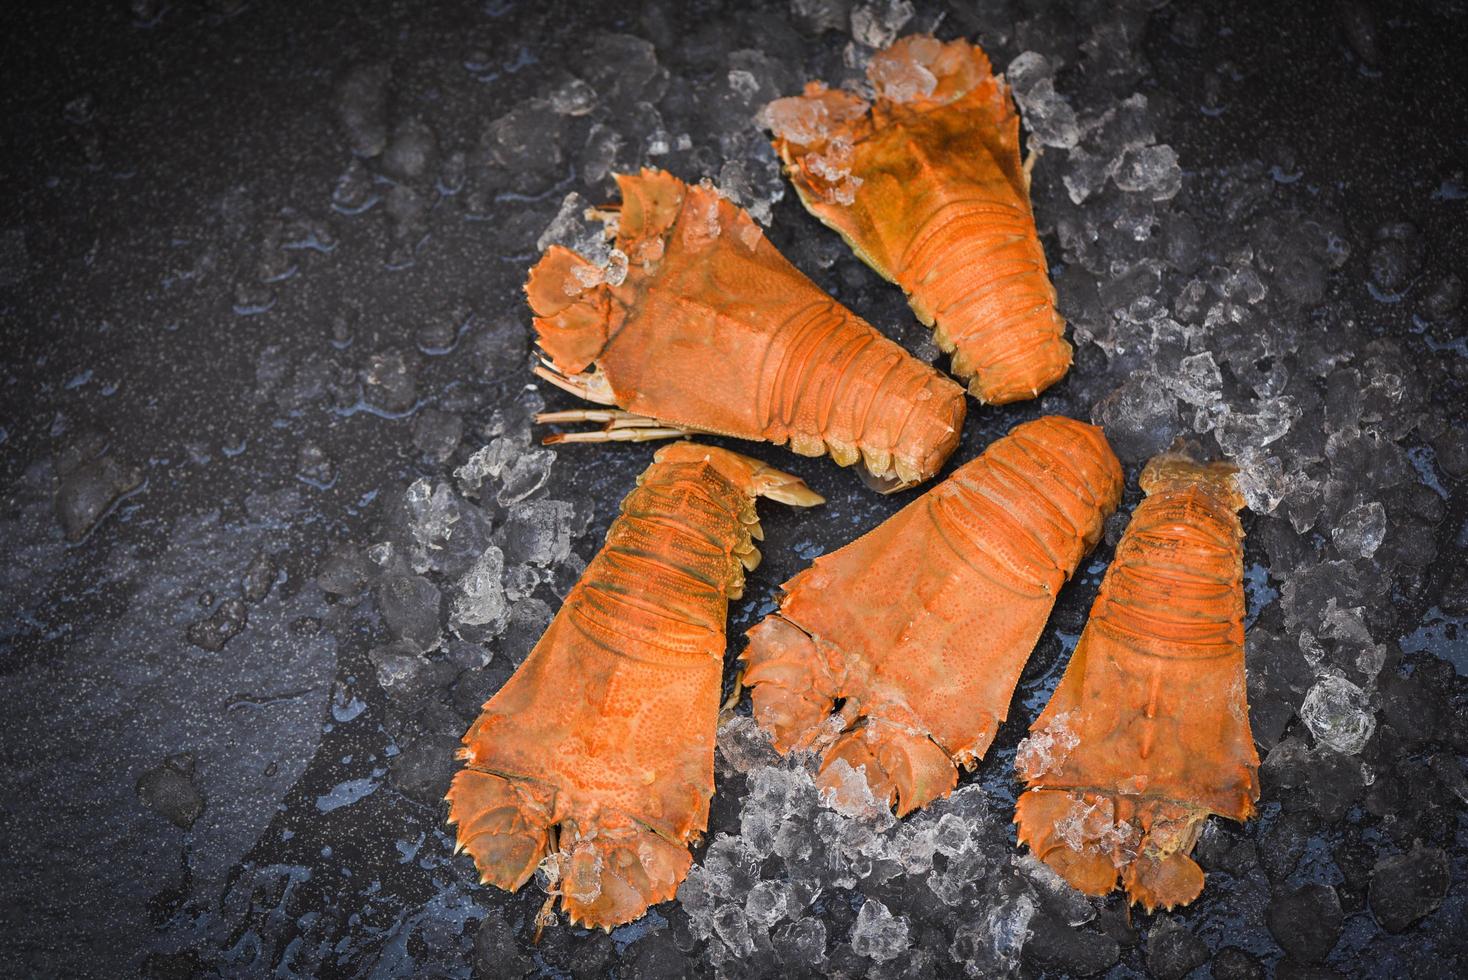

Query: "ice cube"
(536, 192), (611, 267)
(850, 0), (915, 49)
(549, 77), (596, 117)
(819, 758), (897, 829)
(774, 917), (827, 966)
(1299, 673), (1377, 755)
(712, 902), (756, 957)
(1063, 146), (1111, 204)
(745, 879), (791, 928)
(452, 544), (508, 634)
(1014, 711), (1080, 778)
(497, 448), (555, 505)
(405, 480), (460, 557)
(1012, 77), (1081, 149)
(501, 499), (575, 568)
(1112, 144), (1182, 201)
(1331, 501), (1387, 558)
(716, 715), (782, 774)
(849, 899), (910, 963)
(951, 890), (1038, 977)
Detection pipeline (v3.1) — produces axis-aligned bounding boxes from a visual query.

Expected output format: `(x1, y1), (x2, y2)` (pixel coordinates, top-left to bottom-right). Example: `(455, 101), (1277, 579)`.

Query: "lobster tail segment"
(445, 768), (555, 892)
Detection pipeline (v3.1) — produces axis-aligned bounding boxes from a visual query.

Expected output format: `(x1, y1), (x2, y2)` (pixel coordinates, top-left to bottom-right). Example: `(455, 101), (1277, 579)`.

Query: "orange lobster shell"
(446, 443), (822, 929)
(1014, 452), (1259, 911)
(767, 35), (1071, 405)
(741, 416), (1122, 816)
(527, 169), (967, 490)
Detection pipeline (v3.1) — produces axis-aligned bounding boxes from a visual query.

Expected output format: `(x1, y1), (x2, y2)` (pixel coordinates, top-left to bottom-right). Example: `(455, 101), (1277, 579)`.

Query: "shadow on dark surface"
(1, 0), (1464, 977)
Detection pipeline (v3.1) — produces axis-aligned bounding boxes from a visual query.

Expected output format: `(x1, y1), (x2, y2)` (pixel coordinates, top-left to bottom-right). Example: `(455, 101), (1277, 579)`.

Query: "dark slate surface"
(1, 1), (1464, 977)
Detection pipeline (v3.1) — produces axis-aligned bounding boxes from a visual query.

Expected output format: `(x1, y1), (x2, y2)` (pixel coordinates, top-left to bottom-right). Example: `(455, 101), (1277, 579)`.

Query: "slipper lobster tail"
(1014, 450), (1259, 912)
(741, 416), (1122, 816)
(525, 168), (967, 491)
(767, 35), (1071, 405)
(447, 443), (821, 930)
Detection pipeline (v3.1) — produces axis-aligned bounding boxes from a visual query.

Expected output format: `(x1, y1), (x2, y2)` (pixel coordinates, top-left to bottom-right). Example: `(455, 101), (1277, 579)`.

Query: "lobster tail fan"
(525, 245), (620, 375)
(1138, 452), (1245, 510)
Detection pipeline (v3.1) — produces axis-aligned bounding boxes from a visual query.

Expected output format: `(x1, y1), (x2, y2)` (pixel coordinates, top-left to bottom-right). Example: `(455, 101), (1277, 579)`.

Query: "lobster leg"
(542, 427), (691, 446)
(536, 409), (668, 427)
(537, 407), (693, 445)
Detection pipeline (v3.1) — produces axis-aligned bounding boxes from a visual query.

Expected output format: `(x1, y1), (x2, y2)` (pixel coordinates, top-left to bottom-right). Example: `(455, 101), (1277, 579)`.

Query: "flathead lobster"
(767, 35), (1071, 405)
(741, 416), (1122, 815)
(1014, 452), (1259, 911)
(527, 168), (967, 490)
(446, 443), (822, 929)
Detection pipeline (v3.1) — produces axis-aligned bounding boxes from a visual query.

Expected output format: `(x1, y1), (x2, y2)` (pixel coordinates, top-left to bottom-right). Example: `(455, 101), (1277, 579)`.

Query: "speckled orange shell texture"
(1014, 452), (1259, 912)
(446, 443), (821, 930)
(767, 35), (1071, 405)
(526, 168), (967, 488)
(741, 416), (1122, 816)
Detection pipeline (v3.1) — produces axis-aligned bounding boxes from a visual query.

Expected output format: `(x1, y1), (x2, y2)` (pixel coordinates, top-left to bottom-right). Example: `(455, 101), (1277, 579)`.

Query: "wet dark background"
(1, 0), (1464, 977)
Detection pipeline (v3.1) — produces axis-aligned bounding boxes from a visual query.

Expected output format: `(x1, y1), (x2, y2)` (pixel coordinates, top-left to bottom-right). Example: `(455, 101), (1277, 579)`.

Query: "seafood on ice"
(741, 416), (1122, 815)
(528, 168), (967, 491)
(1015, 451), (1259, 911)
(767, 35), (1071, 405)
(447, 443), (822, 928)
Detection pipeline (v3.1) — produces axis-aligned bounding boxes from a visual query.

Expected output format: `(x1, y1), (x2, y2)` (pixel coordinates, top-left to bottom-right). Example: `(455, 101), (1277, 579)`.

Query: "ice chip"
(745, 880), (791, 928)
(1331, 501), (1387, 558)
(870, 51), (937, 104)
(849, 899), (910, 963)
(451, 544), (508, 633)
(712, 902), (756, 957)
(850, 0), (915, 49)
(763, 95), (831, 146)
(1014, 710), (1080, 777)
(1300, 673), (1376, 755)
(1113, 144), (1183, 201)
